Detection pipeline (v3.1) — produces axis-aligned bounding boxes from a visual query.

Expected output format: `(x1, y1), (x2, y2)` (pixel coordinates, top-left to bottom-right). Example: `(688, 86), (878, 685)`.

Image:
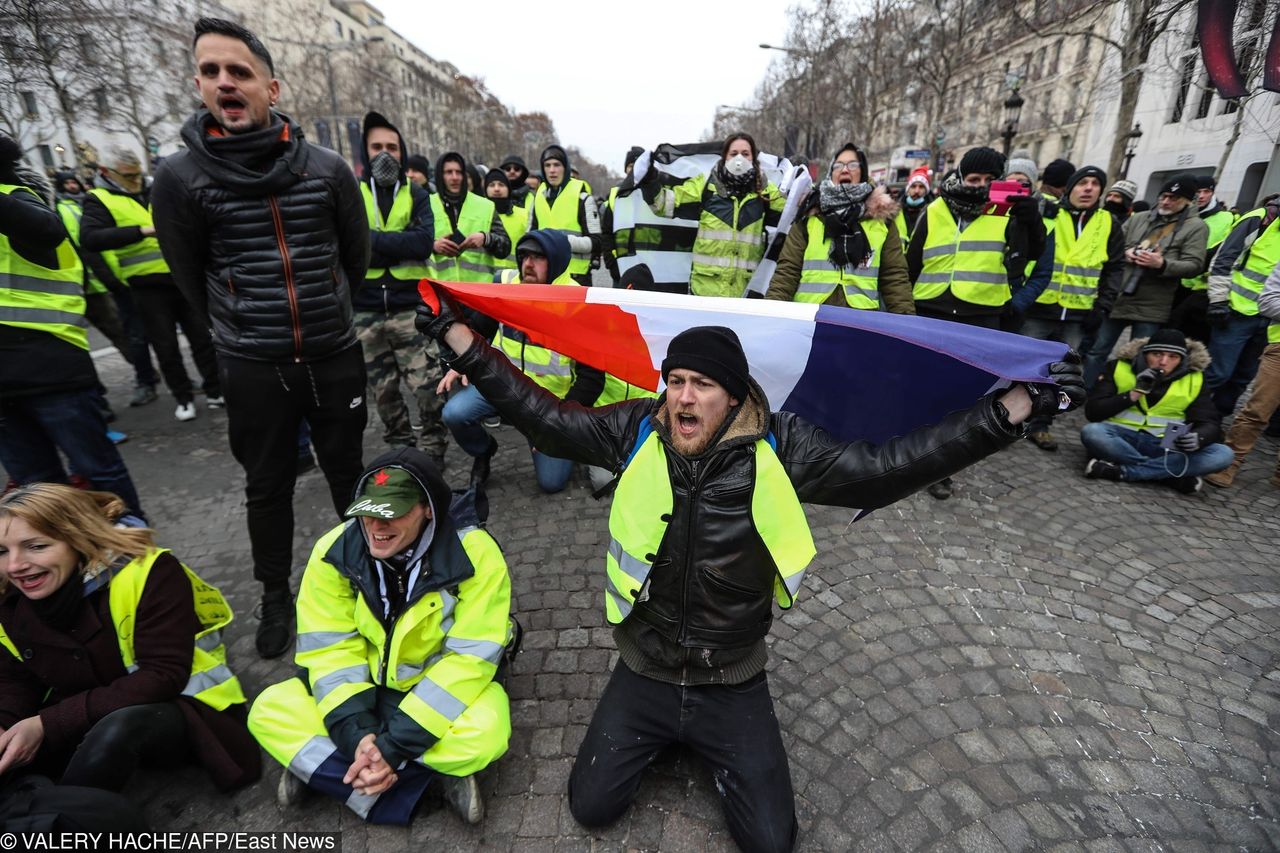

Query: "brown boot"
(1205, 463), (1238, 488)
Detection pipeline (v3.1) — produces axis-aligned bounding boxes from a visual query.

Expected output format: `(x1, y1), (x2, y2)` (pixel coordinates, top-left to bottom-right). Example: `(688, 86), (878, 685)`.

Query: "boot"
(1027, 429), (1058, 451)
(440, 773), (484, 825)
(471, 437), (498, 487)
(1205, 463), (1238, 488)
(926, 478), (952, 500)
(256, 586), (294, 659)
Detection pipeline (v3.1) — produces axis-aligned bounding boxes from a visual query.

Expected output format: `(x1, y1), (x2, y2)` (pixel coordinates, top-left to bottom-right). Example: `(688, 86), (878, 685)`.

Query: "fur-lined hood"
(652, 375), (771, 457)
(1114, 336), (1211, 379)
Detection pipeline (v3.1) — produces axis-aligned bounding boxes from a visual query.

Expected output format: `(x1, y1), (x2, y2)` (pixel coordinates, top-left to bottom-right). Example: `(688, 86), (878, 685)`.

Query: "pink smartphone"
(988, 180), (1029, 205)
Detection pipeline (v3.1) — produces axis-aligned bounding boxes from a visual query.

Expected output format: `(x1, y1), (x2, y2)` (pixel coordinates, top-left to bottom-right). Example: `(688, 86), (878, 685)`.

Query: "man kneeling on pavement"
(1081, 329), (1233, 493)
(248, 449), (517, 825)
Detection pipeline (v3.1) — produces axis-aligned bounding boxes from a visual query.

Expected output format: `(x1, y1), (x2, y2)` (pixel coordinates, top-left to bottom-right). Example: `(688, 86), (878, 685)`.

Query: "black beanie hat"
(483, 167), (510, 192)
(1063, 166), (1108, 204)
(619, 263), (656, 291)
(1141, 328), (1188, 358)
(661, 326), (750, 402)
(1194, 174), (1216, 190)
(1160, 174), (1197, 200)
(406, 154), (431, 176)
(624, 146), (645, 170)
(1042, 159), (1075, 188)
(958, 146), (1006, 179)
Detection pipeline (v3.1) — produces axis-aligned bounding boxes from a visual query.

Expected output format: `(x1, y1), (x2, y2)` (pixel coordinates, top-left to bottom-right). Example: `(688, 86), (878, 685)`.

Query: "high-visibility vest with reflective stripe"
(913, 198), (1010, 306)
(0, 184), (88, 349)
(1229, 213), (1279, 317)
(0, 547), (246, 712)
(1182, 209), (1236, 291)
(1269, 322), (1280, 344)
(87, 187), (169, 282)
(594, 373), (657, 406)
(689, 177), (780, 298)
(428, 192), (498, 283)
(294, 519), (510, 746)
(1107, 361), (1202, 437)
(533, 178), (591, 276)
(604, 430), (816, 625)
(56, 198), (107, 295)
(1036, 208), (1112, 310)
(493, 269), (575, 397)
(493, 206), (527, 271)
(793, 215), (888, 308)
(360, 183), (431, 281)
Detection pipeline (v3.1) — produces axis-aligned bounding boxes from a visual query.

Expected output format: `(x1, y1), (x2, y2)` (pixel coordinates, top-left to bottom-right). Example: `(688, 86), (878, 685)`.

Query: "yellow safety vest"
(533, 178), (591, 276)
(1182, 209), (1236, 291)
(492, 269), (576, 397)
(1036, 208), (1112, 310)
(594, 373), (657, 407)
(360, 183), (431, 281)
(87, 187), (169, 282)
(493, 205), (527, 271)
(0, 184), (88, 349)
(56, 198), (107, 295)
(428, 192), (498, 283)
(1229, 213), (1279, 317)
(0, 548), (246, 712)
(913, 198), (1010, 306)
(793, 215), (888, 308)
(604, 430), (816, 624)
(1107, 361), (1202, 437)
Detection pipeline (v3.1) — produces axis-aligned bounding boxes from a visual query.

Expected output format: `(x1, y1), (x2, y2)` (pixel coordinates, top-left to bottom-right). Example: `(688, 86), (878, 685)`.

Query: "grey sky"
(374, 0), (793, 170)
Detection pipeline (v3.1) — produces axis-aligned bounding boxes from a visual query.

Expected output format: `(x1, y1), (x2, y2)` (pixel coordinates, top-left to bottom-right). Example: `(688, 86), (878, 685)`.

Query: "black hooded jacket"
(151, 109), (370, 363)
(529, 144), (602, 261)
(500, 155), (531, 206)
(354, 112), (435, 314)
(433, 152), (510, 261)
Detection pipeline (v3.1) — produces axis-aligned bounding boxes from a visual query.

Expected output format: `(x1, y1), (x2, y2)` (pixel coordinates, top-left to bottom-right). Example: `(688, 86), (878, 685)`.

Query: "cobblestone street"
(8, 334), (1280, 853)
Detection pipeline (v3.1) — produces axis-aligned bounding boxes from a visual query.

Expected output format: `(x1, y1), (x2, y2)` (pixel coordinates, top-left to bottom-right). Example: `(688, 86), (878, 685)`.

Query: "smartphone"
(988, 180), (1029, 206)
(1160, 421), (1190, 451)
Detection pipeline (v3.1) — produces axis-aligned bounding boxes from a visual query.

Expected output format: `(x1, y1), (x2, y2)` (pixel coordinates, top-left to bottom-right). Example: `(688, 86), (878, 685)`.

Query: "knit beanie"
(624, 146), (645, 170)
(1106, 179), (1138, 203)
(1160, 174), (1197, 200)
(1005, 151), (1038, 185)
(1141, 328), (1188, 358)
(1063, 166), (1108, 202)
(958, 146), (1006, 179)
(406, 154), (431, 176)
(484, 167), (510, 192)
(619, 263), (656, 291)
(661, 326), (750, 402)
(1195, 175), (1216, 190)
(1041, 159), (1075, 189)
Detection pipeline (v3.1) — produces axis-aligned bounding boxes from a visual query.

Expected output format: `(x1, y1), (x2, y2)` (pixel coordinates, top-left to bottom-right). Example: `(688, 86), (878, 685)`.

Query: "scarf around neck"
(818, 181), (874, 269)
(940, 171), (989, 220)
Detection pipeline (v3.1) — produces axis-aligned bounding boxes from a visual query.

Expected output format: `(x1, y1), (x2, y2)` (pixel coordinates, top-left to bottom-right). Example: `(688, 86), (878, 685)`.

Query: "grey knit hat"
(1005, 151), (1038, 185)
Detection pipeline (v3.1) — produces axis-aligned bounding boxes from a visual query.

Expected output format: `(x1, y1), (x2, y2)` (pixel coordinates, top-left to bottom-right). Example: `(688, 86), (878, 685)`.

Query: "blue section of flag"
(780, 306), (1069, 444)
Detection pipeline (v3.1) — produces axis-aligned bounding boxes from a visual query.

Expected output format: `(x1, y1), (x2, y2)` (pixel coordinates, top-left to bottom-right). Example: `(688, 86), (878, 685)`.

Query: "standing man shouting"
(414, 286), (1083, 852)
(151, 18), (370, 658)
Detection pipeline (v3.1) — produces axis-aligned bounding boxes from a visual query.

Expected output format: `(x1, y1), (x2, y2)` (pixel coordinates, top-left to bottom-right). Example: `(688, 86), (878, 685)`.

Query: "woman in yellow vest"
(0, 484), (258, 792)
(764, 143), (914, 313)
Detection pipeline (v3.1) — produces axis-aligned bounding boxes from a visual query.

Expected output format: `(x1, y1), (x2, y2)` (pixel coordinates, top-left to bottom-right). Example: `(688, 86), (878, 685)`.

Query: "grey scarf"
(818, 181), (874, 269)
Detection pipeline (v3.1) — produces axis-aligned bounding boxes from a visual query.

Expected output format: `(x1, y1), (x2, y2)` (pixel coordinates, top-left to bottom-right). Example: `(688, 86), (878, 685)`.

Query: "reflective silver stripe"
(118, 250), (165, 268)
(914, 271), (953, 284)
(526, 357), (574, 377)
(195, 631), (222, 653)
(921, 244), (956, 260)
(1238, 267), (1269, 284)
(699, 228), (760, 244)
(1057, 284), (1097, 296)
(958, 240), (1006, 252)
(437, 589), (458, 639)
(842, 283), (880, 300)
(410, 676), (468, 721)
(797, 281), (837, 294)
(444, 636), (505, 664)
(344, 788), (379, 819)
(0, 306), (88, 327)
(288, 735), (337, 784)
(607, 538), (650, 585)
(313, 663), (370, 703)
(296, 630), (359, 654)
(396, 662), (425, 682)
(0, 273), (84, 297)
(782, 570), (805, 598)
(126, 663), (140, 673)
(456, 258), (495, 275)
(948, 270), (1008, 285)
(659, 192), (675, 218)
(801, 259), (838, 273)
(1061, 265), (1101, 279)
(691, 253), (758, 270)
(606, 585), (633, 620)
(182, 663), (235, 697)
(1229, 280), (1261, 301)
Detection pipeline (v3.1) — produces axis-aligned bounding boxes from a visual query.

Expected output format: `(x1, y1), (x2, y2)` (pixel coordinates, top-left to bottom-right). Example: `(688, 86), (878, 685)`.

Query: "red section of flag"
(419, 280), (662, 390)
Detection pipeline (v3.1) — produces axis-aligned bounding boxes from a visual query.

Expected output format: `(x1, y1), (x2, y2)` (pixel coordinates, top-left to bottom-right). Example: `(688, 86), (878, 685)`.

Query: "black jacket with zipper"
(151, 110), (369, 363)
(447, 328), (1023, 684)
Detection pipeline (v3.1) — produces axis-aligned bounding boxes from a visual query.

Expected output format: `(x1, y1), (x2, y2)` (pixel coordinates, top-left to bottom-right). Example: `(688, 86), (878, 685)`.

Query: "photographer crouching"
(1080, 329), (1233, 493)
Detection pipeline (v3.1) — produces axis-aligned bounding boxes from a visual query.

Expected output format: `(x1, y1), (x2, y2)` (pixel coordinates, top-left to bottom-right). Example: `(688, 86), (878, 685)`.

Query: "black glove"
(1025, 349), (1086, 418)
(1174, 430), (1202, 452)
(1081, 305), (1106, 335)
(413, 281), (466, 344)
(1207, 301), (1232, 328)
(1008, 195), (1041, 227)
(1133, 366), (1161, 394)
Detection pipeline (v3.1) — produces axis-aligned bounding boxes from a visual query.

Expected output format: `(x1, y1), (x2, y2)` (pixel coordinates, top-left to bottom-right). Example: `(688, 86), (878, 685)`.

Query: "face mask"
(370, 151), (401, 188)
(905, 194), (926, 207)
(1103, 200), (1128, 217)
(724, 154), (753, 178)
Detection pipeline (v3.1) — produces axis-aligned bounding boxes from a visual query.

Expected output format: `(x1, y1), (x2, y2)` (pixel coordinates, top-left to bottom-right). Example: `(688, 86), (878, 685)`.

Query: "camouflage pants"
(354, 309), (448, 455)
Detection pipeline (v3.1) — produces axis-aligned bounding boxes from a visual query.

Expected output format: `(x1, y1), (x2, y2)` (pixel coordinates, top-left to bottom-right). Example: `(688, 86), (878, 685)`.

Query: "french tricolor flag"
(427, 281), (1069, 444)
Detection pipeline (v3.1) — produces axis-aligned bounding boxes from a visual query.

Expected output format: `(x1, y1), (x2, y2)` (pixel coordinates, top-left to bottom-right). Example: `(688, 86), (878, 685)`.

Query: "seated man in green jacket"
(248, 449), (517, 826)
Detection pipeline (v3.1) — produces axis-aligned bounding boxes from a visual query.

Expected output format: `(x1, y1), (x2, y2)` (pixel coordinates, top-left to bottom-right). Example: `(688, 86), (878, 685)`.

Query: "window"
(1194, 79), (1214, 119)
(1059, 134), (1073, 160)
(154, 37), (167, 66)
(38, 144), (54, 168)
(335, 21), (343, 38)
(94, 87), (108, 118)
(78, 33), (94, 64)
(19, 90), (37, 117)
(1051, 39), (1063, 75)
(1169, 54), (1196, 122)
(1078, 33), (1090, 65)
(167, 92), (182, 117)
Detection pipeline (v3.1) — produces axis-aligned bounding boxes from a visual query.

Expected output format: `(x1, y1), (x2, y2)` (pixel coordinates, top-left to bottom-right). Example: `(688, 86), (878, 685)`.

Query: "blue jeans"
(1083, 319), (1162, 390)
(0, 389), (144, 517)
(1206, 312), (1268, 414)
(1079, 422), (1234, 481)
(442, 385), (574, 493)
(1021, 317), (1086, 431)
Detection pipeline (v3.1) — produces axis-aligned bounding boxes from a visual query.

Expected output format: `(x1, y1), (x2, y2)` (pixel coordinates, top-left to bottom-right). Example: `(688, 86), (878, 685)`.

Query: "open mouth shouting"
(218, 94), (247, 122)
(675, 411), (700, 438)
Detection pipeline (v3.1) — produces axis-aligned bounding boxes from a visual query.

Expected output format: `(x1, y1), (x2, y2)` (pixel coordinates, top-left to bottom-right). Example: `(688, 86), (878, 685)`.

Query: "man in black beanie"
(414, 285), (1084, 851)
(1040, 158), (1075, 202)
(907, 145), (1048, 497)
(405, 154), (432, 190)
(499, 154), (531, 207)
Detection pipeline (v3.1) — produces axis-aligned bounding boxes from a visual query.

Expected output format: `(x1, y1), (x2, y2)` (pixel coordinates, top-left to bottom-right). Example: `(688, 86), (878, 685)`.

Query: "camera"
(1134, 367), (1164, 394)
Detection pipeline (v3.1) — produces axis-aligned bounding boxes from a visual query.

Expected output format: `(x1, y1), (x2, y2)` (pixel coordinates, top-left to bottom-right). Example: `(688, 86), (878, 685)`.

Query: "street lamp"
(1120, 122), (1143, 179)
(999, 87), (1024, 156)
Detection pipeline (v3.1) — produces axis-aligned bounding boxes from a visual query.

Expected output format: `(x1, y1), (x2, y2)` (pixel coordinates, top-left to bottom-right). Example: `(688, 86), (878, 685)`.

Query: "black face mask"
(1103, 200), (1128, 217)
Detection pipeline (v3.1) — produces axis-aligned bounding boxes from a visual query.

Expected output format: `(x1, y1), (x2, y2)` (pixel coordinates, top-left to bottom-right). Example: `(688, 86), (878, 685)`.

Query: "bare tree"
(0, 0), (98, 154)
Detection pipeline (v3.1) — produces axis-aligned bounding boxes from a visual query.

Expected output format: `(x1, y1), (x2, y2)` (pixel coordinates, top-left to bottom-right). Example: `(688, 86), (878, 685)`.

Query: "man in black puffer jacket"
(415, 285), (1085, 853)
(151, 17), (370, 659)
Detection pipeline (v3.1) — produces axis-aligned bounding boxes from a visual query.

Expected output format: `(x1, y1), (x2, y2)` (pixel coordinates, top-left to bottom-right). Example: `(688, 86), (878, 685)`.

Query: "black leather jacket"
(448, 329), (1022, 683)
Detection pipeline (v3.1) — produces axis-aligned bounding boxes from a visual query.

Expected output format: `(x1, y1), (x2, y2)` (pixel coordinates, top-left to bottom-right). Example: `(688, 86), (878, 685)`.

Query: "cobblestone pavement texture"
(7, 327), (1280, 853)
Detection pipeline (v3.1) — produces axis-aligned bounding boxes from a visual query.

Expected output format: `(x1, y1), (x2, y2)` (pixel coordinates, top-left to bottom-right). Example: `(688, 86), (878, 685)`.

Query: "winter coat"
(765, 187), (915, 314)
(0, 553), (261, 791)
(445, 326), (1023, 683)
(1084, 336), (1222, 445)
(1105, 208), (1209, 324)
(79, 182), (171, 290)
(150, 110), (370, 363)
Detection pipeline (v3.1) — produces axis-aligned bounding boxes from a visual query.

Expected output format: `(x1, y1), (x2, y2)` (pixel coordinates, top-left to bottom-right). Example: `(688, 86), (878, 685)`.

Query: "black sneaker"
(255, 588), (294, 659)
(471, 437), (498, 487)
(130, 384), (158, 407)
(440, 773), (484, 825)
(1166, 475), (1203, 495)
(1084, 458), (1123, 480)
(277, 768), (308, 807)
(927, 478), (952, 500)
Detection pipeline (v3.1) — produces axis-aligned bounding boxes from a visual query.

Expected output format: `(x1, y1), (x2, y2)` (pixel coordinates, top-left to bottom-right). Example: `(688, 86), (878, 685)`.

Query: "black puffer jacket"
(151, 110), (369, 362)
(447, 328), (1023, 683)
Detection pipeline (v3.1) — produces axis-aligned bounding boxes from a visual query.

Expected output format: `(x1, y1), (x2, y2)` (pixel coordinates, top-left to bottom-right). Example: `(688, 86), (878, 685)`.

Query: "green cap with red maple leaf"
(344, 467), (425, 520)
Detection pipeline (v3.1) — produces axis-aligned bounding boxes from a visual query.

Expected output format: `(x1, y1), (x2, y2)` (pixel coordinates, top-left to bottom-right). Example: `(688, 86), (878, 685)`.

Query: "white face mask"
(724, 154), (753, 178)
